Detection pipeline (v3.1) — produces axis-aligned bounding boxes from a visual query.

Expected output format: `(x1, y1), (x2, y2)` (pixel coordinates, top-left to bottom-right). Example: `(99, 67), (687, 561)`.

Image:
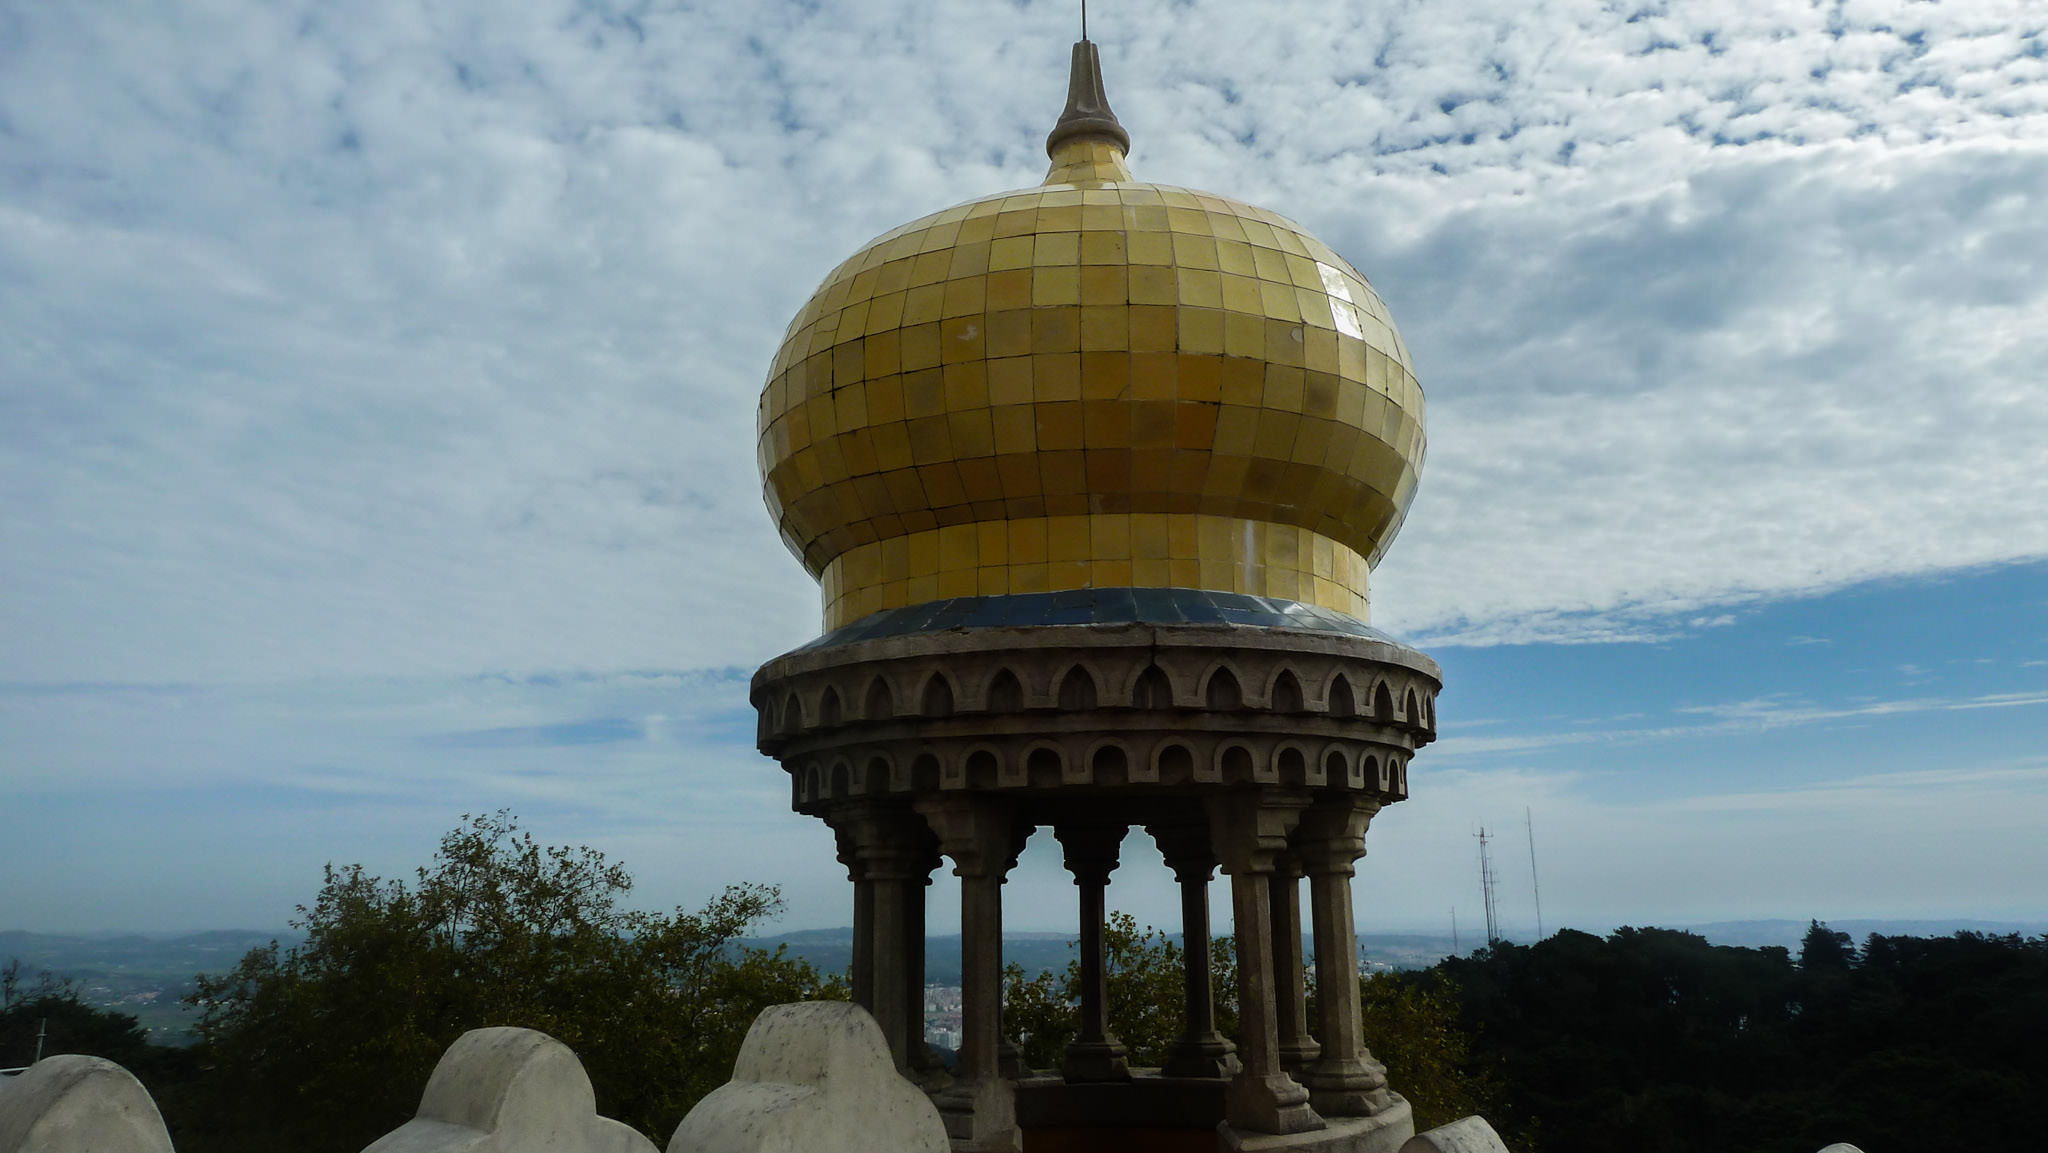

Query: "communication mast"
(1476, 827), (1501, 946)
(1526, 807), (1545, 942)
(1450, 907), (1459, 955)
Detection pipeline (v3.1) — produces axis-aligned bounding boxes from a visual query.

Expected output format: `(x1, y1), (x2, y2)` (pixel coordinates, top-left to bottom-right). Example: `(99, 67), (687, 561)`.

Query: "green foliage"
(1357, 971), (1505, 1134)
(2, 961), (155, 1072)
(1003, 913), (1209, 1069)
(1436, 924), (2048, 1153)
(180, 813), (842, 1153)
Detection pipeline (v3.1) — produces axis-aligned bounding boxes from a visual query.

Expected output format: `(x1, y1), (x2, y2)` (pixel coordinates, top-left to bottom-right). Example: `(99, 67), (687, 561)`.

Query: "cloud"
(1427, 684), (2048, 759)
(2, 1), (2045, 687)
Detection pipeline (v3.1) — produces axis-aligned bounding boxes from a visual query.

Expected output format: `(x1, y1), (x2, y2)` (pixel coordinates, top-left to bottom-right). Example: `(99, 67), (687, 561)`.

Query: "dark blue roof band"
(797, 588), (1404, 652)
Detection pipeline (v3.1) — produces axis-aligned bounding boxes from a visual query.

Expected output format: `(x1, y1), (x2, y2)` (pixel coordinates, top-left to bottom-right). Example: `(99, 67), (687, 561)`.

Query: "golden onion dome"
(760, 42), (1425, 631)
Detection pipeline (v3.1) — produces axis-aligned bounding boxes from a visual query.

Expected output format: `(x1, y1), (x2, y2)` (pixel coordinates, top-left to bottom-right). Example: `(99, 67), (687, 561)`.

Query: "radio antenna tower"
(1526, 807), (1545, 942)
(1450, 907), (1459, 955)
(1476, 827), (1501, 946)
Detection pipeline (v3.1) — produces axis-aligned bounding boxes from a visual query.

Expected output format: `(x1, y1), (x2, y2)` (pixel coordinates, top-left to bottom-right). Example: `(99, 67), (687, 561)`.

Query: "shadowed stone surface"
(363, 1027), (654, 1153)
(1396, 1115), (1505, 1153)
(668, 1002), (947, 1153)
(0, 1056), (174, 1153)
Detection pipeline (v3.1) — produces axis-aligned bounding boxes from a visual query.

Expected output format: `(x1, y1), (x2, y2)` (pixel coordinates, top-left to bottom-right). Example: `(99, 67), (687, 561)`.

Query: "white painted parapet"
(668, 1002), (947, 1153)
(362, 1027), (656, 1153)
(0, 1055), (176, 1153)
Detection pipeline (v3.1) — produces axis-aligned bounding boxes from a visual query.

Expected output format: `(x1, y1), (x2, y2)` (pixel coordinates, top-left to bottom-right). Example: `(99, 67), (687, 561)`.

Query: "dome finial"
(1045, 38), (1130, 158)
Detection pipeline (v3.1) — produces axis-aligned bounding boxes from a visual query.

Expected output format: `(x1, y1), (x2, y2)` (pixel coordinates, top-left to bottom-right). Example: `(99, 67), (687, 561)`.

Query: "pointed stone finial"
(1045, 40), (1130, 158)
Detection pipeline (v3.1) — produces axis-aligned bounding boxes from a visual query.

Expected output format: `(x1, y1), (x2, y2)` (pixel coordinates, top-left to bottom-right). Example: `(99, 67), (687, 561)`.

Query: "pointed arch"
(781, 693), (804, 735)
(1058, 665), (1099, 711)
(1271, 669), (1304, 713)
(985, 668), (1024, 713)
(864, 677), (895, 721)
(819, 687), (842, 728)
(1328, 674), (1357, 717)
(1404, 687), (1420, 725)
(1373, 681), (1395, 722)
(1132, 665), (1173, 710)
(1205, 666), (1243, 710)
(921, 673), (955, 717)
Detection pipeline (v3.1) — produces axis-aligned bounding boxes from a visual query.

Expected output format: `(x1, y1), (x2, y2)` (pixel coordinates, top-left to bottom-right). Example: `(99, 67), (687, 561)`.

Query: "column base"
(1162, 1032), (1241, 1079)
(1302, 1057), (1392, 1118)
(998, 1037), (1027, 1079)
(1277, 1038), (1322, 1077)
(1060, 1038), (1132, 1083)
(1225, 1071), (1324, 1135)
(933, 1074), (1020, 1153)
(1218, 1094), (1412, 1153)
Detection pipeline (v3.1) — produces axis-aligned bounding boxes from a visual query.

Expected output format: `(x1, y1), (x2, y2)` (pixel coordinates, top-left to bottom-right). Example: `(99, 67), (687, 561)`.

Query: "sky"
(3, 0), (2046, 939)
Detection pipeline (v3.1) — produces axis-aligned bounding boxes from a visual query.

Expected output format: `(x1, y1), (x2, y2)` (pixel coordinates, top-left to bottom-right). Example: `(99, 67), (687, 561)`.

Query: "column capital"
(1294, 796), (1382, 877)
(917, 796), (1029, 880)
(1146, 819), (1217, 885)
(1054, 822), (1126, 886)
(1206, 790), (1313, 876)
(828, 801), (937, 882)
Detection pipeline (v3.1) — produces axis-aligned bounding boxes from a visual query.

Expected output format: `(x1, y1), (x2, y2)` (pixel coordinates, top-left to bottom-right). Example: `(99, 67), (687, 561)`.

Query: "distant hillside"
(0, 930), (291, 1044)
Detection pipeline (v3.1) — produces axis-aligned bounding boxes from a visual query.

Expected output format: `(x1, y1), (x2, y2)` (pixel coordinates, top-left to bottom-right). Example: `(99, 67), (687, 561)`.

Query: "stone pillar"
(1147, 818), (1239, 1078)
(1270, 851), (1322, 1075)
(919, 796), (1028, 1153)
(905, 831), (943, 1074)
(1208, 791), (1325, 1137)
(833, 824), (874, 1012)
(1055, 823), (1131, 1082)
(831, 802), (928, 1071)
(1297, 796), (1395, 1117)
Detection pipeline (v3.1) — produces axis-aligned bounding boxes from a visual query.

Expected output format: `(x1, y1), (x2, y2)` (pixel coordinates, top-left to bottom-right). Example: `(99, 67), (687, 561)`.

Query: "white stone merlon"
(1397, 1115), (1509, 1153)
(362, 1027), (656, 1153)
(0, 1055), (176, 1153)
(668, 1002), (947, 1153)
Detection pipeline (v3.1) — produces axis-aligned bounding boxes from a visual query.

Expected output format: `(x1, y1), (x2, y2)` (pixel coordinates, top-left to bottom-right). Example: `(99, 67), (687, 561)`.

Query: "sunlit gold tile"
(1033, 265), (1081, 307)
(1033, 352), (1081, 401)
(1080, 231), (1128, 265)
(1128, 230), (1174, 265)
(1034, 231), (1081, 266)
(1179, 307), (1225, 354)
(1080, 265), (1128, 306)
(1080, 306), (1130, 352)
(865, 290), (907, 334)
(942, 276), (987, 319)
(1224, 311), (1264, 359)
(900, 322), (942, 371)
(1128, 265), (1177, 307)
(1031, 307), (1082, 354)
(903, 283), (945, 326)
(940, 315), (986, 363)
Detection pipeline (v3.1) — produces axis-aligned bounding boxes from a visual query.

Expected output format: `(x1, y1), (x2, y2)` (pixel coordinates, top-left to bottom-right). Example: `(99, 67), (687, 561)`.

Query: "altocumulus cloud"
(3, 0), (2045, 684)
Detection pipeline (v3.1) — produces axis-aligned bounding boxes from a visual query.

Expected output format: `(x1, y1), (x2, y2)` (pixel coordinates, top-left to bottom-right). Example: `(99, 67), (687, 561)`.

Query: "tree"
(180, 813), (841, 1153)
(1356, 971), (1504, 1134)
(1798, 920), (1856, 971)
(1003, 913), (1208, 1069)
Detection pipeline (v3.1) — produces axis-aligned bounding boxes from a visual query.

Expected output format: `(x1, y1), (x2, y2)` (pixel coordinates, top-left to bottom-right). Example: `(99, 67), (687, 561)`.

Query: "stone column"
(832, 823), (874, 1012)
(1298, 796), (1395, 1117)
(905, 831), (943, 1074)
(1270, 851), (1322, 1075)
(919, 796), (1028, 1153)
(1208, 791), (1324, 1136)
(832, 801), (928, 1071)
(1146, 818), (1239, 1078)
(1055, 823), (1131, 1082)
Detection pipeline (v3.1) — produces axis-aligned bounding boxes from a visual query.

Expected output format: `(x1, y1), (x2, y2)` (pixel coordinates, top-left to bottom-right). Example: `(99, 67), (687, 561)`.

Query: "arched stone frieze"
(1269, 668), (1306, 713)
(864, 676), (895, 721)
